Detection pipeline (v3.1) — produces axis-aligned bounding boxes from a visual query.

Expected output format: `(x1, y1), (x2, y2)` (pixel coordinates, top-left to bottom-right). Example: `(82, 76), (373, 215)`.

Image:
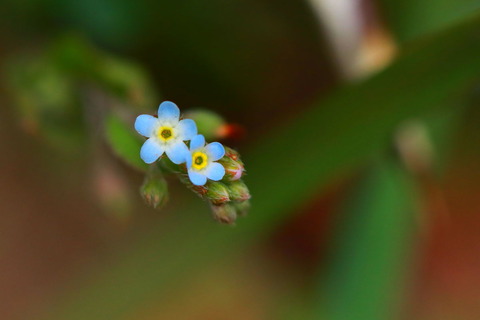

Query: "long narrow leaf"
(321, 160), (415, 320)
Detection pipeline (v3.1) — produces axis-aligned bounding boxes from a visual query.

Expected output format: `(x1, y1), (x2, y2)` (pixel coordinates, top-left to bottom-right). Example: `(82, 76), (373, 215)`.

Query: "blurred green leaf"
(93, 55), (158, 111)
(6, 57), (86, 151)
(321, 160), (415, 320)
(422, 108), (465, 175)
(6, 34), (157, 156)
(49, 35), (158, 111)
(183, 109), (226, 140)
(104, 113), (147, 171)
(379, 0), (480, 42)
(45, 14), (480, 320)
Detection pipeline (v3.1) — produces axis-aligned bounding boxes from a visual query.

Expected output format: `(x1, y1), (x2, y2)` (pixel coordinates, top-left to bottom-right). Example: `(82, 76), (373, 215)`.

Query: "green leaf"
(321, 160), (415, 320)
(379, 0), (480, 42)
(44, 14), (480, 320)
(6, 56), (86, 152)
(104, 113), (147, 171)
(183, 109), (226, 140)
(49, 35), (159, 111)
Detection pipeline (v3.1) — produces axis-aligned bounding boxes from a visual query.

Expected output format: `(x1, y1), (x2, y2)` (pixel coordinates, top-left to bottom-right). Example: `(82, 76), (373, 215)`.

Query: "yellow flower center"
(157, 126), (174, 141)
(192, 151), (208, 170)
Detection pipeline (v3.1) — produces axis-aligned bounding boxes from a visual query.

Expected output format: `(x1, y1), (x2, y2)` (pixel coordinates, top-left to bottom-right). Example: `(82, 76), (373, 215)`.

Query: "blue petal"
(188, 169), (207, 186)
(205, 142), (225, 161)
(140, 139), (165, 164)
(176, 119), (197, 141)
(157, 101), (180, 125)
(189, 134), (205, 150)
(165, 141), (189, 164)
(205, 162), (225, 181)
(135, 115), (158, 137)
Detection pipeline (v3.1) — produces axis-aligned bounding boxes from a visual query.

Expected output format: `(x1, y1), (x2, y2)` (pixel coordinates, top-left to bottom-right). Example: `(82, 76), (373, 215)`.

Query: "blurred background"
(1, 0), (480, 319)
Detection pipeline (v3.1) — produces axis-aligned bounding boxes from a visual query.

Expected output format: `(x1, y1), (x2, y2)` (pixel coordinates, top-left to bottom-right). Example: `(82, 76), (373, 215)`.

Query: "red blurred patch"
(217, 123), (246, 141)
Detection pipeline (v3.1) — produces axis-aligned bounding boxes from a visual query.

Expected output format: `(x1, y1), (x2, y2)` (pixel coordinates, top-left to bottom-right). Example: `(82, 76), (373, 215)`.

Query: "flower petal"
(165, 141), (189, 164)
(176, 119), (197, 141)
(189, 134), (205, 150)
(205, 142), (225, 161)
(205, 162), (225, 181)
(135, 115), (158, 137)
(188, 169), (207, 186)
(157, 101), (180, 125)
(140, 139), (165, 164)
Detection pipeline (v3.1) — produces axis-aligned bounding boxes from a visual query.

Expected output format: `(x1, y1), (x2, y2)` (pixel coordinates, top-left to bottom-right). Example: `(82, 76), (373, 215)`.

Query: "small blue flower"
(135, 101), (197, 164)
(186, 134), (226, 186)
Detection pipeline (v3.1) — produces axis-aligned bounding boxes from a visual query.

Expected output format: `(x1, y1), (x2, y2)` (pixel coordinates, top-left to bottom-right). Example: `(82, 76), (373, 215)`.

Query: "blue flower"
(135, 101), (197, 164)
(186, 134), (226, 186)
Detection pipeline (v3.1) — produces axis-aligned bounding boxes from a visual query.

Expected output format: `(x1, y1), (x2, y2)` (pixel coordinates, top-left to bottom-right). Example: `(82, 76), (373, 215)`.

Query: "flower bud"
(205, 181), (230, 205)
(218, 156), (244, 181)
(226, 180), (251, 202)
(219, 147), (245, 181)
(140, 172), (169, 209)
(232, 200), (250, 217)
(224, 146), (242, 162)
(211, 204), (237, 225)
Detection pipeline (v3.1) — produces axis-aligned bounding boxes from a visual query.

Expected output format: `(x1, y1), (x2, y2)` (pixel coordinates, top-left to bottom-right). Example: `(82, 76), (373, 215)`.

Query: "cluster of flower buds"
(175, 146), (250, 224)
(135, 102), (251, 224)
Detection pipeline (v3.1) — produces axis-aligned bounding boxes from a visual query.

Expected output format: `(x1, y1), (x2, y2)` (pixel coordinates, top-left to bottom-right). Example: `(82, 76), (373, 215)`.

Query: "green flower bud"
(218, 147), (245, 181)
(206, 181), (230, 205)
(140, 171), (169, 209)
(211, 204), (237, 225)
(218, 156), (244, 181)
(226, 180), (251, 202)
(232, 200), (250, 217)
(224, 147), (243, 163)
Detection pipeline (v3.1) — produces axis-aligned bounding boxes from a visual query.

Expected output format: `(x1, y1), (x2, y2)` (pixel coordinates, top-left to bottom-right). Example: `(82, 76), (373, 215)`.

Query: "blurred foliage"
(406, 108), (465, 176)
(322, 160), (415, 320)
(183, 109), (226, 141)
(6, 55), (85, 151)
(41, 11), (480, 320)
(6, 36), (157, 151)
(2, 0), (335, 126)
(379, 0), (480, 42)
